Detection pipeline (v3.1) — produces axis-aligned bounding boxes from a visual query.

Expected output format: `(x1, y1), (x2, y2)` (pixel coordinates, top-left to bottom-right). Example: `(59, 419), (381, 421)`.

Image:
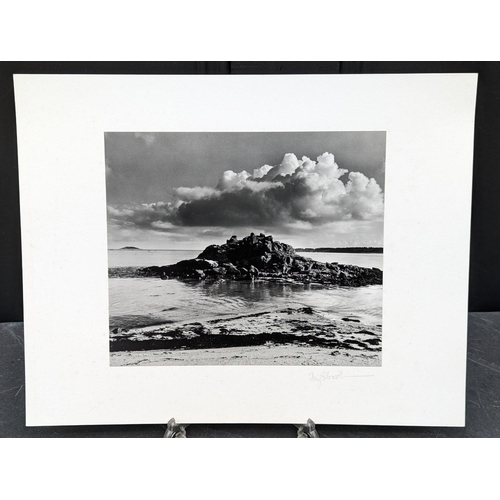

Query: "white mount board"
(14, 73), (477, 426)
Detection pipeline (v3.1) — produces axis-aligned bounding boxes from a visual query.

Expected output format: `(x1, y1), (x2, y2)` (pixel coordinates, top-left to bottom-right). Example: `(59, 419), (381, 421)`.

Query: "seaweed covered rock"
(197, 233), (295, 270)
(137, 233), (382, 287)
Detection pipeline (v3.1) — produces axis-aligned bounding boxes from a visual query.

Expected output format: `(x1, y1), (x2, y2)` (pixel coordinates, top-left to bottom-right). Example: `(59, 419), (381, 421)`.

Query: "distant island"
(115, 246), (141, 250)
(296, 247), (383, 254)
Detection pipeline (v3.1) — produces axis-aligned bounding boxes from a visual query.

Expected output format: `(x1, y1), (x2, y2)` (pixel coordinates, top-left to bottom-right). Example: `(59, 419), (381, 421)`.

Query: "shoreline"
(110, 306), (382, 367)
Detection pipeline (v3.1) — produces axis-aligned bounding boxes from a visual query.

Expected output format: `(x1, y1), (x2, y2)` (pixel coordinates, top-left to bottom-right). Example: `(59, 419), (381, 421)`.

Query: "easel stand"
(163, 418), (319, 438)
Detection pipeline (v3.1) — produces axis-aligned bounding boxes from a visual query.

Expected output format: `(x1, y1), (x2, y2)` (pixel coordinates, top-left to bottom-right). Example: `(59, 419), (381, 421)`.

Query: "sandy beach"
(109, 306), (381, 367)
(110, 344), (381, 366)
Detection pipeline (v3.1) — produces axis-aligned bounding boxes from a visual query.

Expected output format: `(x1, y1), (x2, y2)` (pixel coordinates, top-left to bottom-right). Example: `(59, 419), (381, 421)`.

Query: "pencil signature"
(309, 370), (374, 386)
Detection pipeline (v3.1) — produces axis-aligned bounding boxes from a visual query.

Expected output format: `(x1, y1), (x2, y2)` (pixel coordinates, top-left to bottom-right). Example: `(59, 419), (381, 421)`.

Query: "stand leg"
(164, 418), (189, 438)
(295, 418), (320, 438)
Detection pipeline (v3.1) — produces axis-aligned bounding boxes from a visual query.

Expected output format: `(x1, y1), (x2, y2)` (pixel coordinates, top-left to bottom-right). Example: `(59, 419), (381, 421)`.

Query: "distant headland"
(296, 247), (383, 254)
(114, 246), (141, 250)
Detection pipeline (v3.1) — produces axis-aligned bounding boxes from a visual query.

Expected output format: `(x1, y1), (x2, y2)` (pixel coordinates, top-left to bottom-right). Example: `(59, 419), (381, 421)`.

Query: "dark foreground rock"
(128, 233), (382, 287)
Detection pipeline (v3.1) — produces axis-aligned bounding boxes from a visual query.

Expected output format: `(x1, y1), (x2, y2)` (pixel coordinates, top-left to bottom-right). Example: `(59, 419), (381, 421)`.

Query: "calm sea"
(108, 250), (383, 330)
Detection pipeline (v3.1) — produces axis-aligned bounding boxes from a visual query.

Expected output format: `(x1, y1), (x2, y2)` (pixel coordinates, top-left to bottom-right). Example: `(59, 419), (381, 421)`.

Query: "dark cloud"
(176, 188), (288, 227)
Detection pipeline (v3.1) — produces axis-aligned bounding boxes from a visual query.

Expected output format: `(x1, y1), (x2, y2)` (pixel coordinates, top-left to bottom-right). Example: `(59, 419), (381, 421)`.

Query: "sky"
(105, 132), (386, 250)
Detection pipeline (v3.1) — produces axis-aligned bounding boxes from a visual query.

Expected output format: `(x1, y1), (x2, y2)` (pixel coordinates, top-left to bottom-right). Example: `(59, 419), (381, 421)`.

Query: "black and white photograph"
(107, 131), (385, 366)
(13, 73), (477, 427)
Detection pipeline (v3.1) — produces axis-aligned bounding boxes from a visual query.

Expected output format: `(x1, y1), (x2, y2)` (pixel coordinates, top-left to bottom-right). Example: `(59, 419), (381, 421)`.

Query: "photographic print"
(106, 131), (385, 367)
(15, 74), (476, 426)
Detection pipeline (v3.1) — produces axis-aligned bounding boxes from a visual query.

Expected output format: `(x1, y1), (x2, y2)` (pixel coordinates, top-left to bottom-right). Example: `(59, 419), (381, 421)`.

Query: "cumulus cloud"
(218, 169), (251, 190)
(107, 152), (384, 232)
(268, 153), (300, 178)
(175, 186), (220, 202)
(252, 164), (273, 179)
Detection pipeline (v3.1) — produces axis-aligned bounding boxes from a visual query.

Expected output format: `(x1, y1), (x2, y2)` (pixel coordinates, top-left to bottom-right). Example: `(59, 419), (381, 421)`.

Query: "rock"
(111, 327), (128, 334)
(223, 263), (241, 277)
(138, 233), (383, 287)
(249, 265), (260, 277)
(261, 253), (272, 264)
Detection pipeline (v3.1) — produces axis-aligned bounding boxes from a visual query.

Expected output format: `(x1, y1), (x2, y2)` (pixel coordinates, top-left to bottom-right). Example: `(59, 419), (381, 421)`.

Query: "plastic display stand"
(164, 418), (319, 438)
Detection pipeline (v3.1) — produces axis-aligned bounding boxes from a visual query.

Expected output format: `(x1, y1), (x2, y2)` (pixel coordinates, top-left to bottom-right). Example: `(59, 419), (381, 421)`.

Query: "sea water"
(108, 250), (383, 330)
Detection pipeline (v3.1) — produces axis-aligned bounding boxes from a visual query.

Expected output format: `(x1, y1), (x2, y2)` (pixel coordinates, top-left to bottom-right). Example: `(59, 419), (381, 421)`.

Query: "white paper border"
(14, 74), (477, 426)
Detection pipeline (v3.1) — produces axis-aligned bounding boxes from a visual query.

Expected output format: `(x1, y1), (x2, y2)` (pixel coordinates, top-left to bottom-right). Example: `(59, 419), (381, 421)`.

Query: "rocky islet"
(131, 233), (382, 287)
